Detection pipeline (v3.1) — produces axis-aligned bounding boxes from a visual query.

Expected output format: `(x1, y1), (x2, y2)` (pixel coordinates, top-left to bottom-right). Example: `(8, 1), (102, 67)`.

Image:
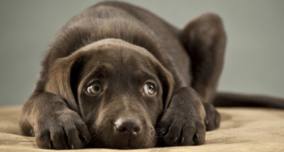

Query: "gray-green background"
(0, 0), (283, 105)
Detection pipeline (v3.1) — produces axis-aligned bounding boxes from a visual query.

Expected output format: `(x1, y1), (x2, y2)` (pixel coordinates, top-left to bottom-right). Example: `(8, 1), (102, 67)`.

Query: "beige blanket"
(0, 106), (283, 152)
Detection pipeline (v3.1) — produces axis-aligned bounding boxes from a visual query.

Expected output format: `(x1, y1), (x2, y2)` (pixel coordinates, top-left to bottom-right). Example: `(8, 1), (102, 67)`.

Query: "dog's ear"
(45, 52), (85, 112)
(155, 63), (175, 109)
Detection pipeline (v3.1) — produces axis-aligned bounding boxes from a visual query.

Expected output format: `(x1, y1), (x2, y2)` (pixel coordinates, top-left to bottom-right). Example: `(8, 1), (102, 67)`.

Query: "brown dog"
(20, 1), (284, 150)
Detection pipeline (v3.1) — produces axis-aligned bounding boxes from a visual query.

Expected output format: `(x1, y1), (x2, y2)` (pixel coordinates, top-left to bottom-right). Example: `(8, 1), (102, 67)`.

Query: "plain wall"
(0, 0), (283, 105)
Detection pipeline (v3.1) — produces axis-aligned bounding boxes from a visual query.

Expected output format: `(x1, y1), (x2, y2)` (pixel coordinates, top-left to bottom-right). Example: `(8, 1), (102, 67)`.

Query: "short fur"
(20, 1), (283, 150)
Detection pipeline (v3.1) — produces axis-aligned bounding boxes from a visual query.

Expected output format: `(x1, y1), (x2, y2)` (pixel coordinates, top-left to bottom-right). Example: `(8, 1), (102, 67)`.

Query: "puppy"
(19, 1), (224, 149)
(20, 1), (284, 149)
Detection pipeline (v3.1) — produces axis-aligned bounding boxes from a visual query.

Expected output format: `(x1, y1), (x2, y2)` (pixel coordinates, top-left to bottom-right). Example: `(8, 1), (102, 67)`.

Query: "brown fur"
(20, 1), (226, 149)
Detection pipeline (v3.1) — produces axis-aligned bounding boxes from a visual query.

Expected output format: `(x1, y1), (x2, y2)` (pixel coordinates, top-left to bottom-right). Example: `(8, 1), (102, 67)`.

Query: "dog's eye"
(86, 81), (102, 96)
(143, 81), (157, 96)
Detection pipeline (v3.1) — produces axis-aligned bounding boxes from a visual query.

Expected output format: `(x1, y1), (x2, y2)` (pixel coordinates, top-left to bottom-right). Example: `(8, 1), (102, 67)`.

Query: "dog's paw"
(156, 87), (206, 146)
(204, 103), (221, 131)
(34, 109), (91, 149)
(157, 113), (205, 146)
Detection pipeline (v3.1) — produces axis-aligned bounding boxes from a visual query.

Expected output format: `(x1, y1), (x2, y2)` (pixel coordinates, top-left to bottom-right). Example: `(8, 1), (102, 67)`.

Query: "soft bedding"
(0, 106), (283, 152)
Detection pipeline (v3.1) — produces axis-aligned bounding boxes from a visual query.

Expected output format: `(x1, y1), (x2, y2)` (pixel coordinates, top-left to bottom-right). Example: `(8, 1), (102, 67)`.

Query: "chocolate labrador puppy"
(20, 1), (284, 150)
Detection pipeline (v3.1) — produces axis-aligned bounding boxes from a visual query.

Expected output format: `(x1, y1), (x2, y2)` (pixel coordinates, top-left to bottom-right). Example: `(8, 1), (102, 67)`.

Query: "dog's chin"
(102, 136), (156, 149)
(89, 127), (156, 149)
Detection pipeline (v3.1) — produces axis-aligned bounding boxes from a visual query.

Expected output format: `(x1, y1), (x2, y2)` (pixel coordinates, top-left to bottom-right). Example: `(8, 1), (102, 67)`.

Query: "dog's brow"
(93, 63), (114, 77)
(82, 63), (114, 80)
(134, 70), (155, 80)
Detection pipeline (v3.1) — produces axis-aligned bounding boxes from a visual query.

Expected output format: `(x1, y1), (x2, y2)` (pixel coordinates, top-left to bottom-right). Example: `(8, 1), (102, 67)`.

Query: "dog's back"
(40, 1), (191, 90)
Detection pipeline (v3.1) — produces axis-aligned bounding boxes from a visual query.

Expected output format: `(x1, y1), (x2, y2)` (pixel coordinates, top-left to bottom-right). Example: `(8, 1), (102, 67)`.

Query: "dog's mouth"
(108, 134), (146, 149)
(87, 120), (157, 149)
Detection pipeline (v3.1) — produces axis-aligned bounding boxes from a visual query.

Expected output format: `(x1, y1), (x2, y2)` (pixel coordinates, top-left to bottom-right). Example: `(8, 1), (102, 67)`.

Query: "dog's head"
(45, 39), (174, 148)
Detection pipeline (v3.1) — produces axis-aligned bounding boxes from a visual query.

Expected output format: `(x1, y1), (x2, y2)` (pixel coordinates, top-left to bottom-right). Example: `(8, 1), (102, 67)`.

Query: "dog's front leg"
(157, 87), (206, 146)
(20, 92), (91, 149)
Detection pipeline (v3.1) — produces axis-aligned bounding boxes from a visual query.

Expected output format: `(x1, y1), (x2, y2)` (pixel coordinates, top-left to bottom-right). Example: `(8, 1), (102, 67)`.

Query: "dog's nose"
(114, 118), (141, 136)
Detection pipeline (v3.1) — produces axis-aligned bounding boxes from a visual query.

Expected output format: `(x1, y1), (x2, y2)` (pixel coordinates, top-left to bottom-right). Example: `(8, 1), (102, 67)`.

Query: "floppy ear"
(45, 53), (84, 112)
(156, 64), (175, 109)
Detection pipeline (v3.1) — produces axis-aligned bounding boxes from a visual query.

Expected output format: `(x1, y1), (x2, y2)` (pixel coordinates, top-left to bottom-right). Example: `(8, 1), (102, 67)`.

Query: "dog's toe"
(204, 103), (221, 131)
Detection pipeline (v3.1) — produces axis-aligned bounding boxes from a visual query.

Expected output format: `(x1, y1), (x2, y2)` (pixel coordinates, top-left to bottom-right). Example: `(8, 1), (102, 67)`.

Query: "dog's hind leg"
(180, 13), (226, 131)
